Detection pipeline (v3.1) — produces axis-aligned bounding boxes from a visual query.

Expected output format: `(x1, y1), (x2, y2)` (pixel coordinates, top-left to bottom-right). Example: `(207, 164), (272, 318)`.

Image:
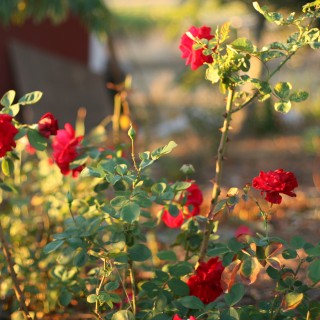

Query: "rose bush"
(1, 2), (320, 320)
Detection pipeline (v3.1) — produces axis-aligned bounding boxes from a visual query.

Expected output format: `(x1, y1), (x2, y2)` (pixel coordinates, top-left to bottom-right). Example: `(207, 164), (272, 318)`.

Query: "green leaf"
(168, 262), (193, 277)
(111, 310), (135, 320)
(43, 240), (64, 254)
(224, 283), (245, 306)
(18, 91), (43, 105)
(252, 2), (265, 15)
(231, 38), (254, 53)
(87, 294), (98, 303)
(172, 181), (191, 191)
(260, 50), (286, 62)
(208, 245), (230, 257)
(151, 141), (177, 160)
(167, 278), (189, 296)
(274, 82), (292, 100)
(141, 281), (160, 298)
(105, 281), (120, 291)
(151, 182), (167, 195)
(289, 91), (309, 102)
(290, 236), (305, 249)
(120, 202), (140, 223)
(219, 21), (231, 44)
(168, 204), (180, 217)
(1, 158), (14, 177)
(206, 64), (220, 84)
(0, 181), (17, 193)
(179, 295), (204, 309)
(308, 260), (320, 283)
(213, 199), (227, 215)
(128, 244), (151, 262)
(1, 90), (15, 108)
(274, 101), (292, 114)
(282, 292), (304, 311)
(59, 291), (72, 306)
(157, 250), (177, 261)
(73, 249), (87, 267)
(27, 129), (47, 151)
(228, 238), (245, 253)
(305, 246), (320, 257)
(282, 249), (297, 260)
(70, 154), (88, 169)
(110, 196), (130, 208)
(221, 307), (239, 320)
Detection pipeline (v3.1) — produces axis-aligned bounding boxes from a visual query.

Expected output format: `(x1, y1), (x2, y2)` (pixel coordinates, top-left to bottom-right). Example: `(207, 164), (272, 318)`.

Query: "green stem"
(128, 260), (137, 316)
(199, 87), (235, 262)
(95, 258), (107, 317)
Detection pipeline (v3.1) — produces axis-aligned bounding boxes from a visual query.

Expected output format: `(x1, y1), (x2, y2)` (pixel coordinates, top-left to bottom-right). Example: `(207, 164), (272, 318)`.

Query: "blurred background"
(1, 0), (320, 245)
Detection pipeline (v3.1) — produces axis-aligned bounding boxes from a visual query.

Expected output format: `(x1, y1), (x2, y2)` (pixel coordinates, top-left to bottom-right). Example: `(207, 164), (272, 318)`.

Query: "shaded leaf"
(27, 129), (47, 151)
(43, 240), (64, 254)
(179, 296), (204, 309)
(128, 244), (151, 262)
(225, 283), (245, 306)
(308, 260), (320, 283)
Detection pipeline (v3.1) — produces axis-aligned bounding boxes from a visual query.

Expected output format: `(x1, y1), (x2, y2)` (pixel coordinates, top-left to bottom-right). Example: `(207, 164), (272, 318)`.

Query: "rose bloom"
(52, 123), (83, 177)
(173, 316), (196, 320)
(0, 114), (18, 157)
(162, 182), (203, 228)
(252, 169), (298, 204)
(187, 257), (224, 304)
(38, 112), (59, 138)
(179, 25), (215, 70)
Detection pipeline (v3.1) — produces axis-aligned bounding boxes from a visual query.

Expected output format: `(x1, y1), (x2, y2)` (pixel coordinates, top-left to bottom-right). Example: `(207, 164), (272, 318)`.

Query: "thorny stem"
(0, 221), (32, 320)
(95, 258), (108, 318)
(199, 87), (235, 262)
(128, 260), (137, 316)
(107, 258), (133, 311)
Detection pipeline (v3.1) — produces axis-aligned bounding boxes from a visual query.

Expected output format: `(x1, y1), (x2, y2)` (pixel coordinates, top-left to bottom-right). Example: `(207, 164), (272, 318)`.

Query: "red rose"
(187, 257), (224, 304)
(52, 123), (83, 177)
(38, 112), (59, 138)
(179, 25), (215, 70)
(252, 169), (298, 204)
(162, 182), (203, 228)
(0, 114), (18, 157)
(173, 315), (196, 320)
